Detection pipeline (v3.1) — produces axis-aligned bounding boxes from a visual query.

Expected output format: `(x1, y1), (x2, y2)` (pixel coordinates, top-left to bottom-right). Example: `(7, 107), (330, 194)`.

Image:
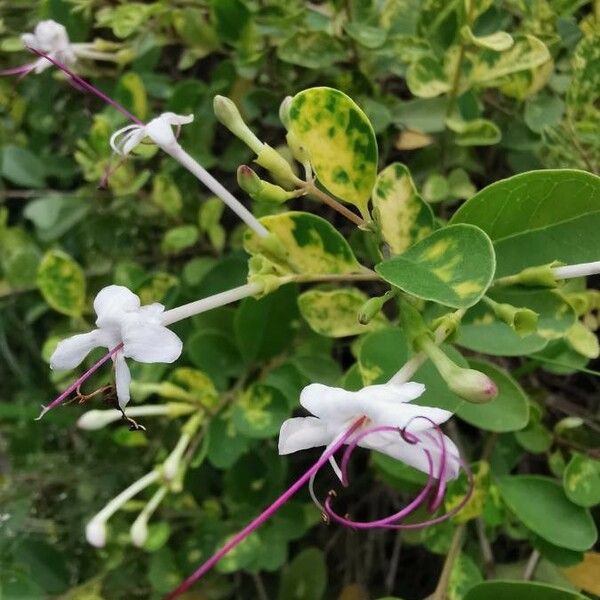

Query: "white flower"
(85, 518), (106, 548)
(279, 382), (460, 481)
(21, 20), (76, 73)
(109, 112), (194, 156)
(50, 285), (183, 409)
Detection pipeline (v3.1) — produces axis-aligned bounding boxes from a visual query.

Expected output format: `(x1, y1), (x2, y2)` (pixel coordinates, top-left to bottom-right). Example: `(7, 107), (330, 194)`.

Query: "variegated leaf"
(446, 117), (502, 146)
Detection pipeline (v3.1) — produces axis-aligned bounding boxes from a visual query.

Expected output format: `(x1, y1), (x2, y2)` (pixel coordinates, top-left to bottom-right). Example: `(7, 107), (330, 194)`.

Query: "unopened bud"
(254, 144), (301, 188)
(78, 409), (121, 430)
(213, 95), (263, 154)
(237, 165), (297, 204)
(279, 96), (293, 128)
(486, 298), (538, 337)
(418, 336), (497, 403)
(496, 263), (559, 288)
(358, 290), (396, 325)
(86, 519), (107, 548)
(130, 516), (148, 548)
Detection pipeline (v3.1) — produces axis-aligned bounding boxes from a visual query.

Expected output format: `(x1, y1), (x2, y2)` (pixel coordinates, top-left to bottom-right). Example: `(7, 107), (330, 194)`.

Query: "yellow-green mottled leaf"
(448, 553), (483, 600)
(232, 383), (289, 439)
(406, 55), (451, 98)
(461, 26), (514, 51)
(244, 211), (361, 275)
(446, 118), (501, 146)
(288, 88), (378, 218)
(372, 163), (435, 255)
(375, 225), (495, 309)
(298, 288), (387, 338)
(117, 72), (148, 121)
(563, 454), (600, 508)
(37, 249), (86, 317)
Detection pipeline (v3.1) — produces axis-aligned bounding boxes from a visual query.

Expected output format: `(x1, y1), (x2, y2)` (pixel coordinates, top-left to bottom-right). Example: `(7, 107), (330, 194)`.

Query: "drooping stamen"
(163, 417), (366, 600)
(37, 343), (123, 420)
(26, 47), (142, 125)
(0, 63), (36, 77)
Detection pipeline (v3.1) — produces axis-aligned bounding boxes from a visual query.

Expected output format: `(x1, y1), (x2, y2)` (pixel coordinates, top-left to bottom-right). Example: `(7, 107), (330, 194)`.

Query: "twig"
(523, 549), (540, 581)
(476, 518), (495, 577)
(303, 182), (366, 227)
(251, 573), (270, 600)
(385, 531), (403, 593)
(430, 524), (466, 600)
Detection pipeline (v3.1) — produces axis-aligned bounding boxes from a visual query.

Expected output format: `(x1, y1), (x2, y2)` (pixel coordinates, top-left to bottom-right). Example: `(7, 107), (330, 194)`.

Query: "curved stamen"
(0, 63), (36, 77)
(37, 343), (123, 420)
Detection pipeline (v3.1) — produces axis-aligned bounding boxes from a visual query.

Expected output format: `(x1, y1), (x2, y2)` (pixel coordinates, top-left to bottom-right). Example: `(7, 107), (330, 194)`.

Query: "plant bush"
(0, 2), (599, 600)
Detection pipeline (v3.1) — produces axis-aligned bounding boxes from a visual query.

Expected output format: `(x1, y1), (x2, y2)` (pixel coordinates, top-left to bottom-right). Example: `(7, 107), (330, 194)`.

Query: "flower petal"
(299, 383), (362, 422)
(121, 129), (147, 156)
(94, 285), (140, 327)
(50, 330), (102, 370)
(365, 400), (453, 432)
(162, 112), (194, 126)
(360, 429), (460, 480)
(113, 353), (131, 409)
(122, 323), (182, 363)
(354, 382), (425, 404)
(278, 417), (335, 455)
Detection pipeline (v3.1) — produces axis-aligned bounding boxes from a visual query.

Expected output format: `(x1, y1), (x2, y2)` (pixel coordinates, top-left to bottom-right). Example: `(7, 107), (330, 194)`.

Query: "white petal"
(360, 429), (460, 480)
(114, 353), (131, 409)
(50, 330), (102, 370)
(299, 383), (362, 422)
(94, 285), (140, 326)
(122, 323), (182, 363)
(162, 112), (194, 126)
(144, 116), (177, 149)
(137, 303), (164, 322)
(109, 124), (142, 155)
(278, 417), (335, 455)
(121, 129), (148, 156)
(354, 382), (425, 404)
(364, 400), (453, 432)
(21, 33), (37, 49)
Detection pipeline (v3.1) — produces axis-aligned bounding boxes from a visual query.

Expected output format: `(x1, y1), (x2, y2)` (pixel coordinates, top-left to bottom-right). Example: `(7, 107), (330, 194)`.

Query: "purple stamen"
(163, 417), (367, 600)
(0, 63), (36, 78)
(26, 47), (143, 125)
(37, 343), (124, 420)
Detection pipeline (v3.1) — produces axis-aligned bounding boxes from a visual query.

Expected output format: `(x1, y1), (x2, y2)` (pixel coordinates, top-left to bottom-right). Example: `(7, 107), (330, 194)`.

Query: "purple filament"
(37, 343), (124, 419)
(163, 417), (367, 600)
(0, 63), (36, 78)
(25, 47), (143, 125)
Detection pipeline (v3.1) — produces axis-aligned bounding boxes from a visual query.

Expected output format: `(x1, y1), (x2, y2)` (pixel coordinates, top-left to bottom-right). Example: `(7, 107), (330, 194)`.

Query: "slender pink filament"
(163, 417), (367, 600)
(0, 63), (35, 77)
(38, 343), (124, 419)
(26, 47), (143, 125)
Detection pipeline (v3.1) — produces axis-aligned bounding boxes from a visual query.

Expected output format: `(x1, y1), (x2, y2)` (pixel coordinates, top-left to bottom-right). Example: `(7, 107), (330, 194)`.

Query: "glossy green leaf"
(457, 289), (576, 356)
(232, 384), (289, 439)
(278, 547), (327, 600)
(298, 288), (387, 338)
(36, 250), (85, 317)
(497, 475), (597, 551)
(563, 454), (600, 508)
(288, 88), (378, 217)
(1, 145), (46, 188)
(375, 224), (495, 309)
(358, 327), (466, 413)
(464, 581), (590, 600)
(456, 360), (529, 432)
(371, 163), (435, 255)
(244, 211), (361, 275)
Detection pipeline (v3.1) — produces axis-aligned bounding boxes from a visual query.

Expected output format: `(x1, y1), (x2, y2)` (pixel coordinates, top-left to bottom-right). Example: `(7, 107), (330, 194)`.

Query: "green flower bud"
(358, 290), (396, 325)
(237, 165), (298, 204)
(417, 336), (498, 403)
(213, 95), (263, 154)
(484, 298), (538, 337)
(495, 263), (560, 288)
(255, 144), (301, 188)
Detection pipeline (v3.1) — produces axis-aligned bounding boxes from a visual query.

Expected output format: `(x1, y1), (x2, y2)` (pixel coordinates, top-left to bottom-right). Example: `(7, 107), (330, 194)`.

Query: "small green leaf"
(298, 288), (387, 338)
(244, 211), (361, 275)
(371, 163), (435, 254)
(456, 360), (529, 432)
(160, 225), (199, 255)
(446, 118), (502, 146)
(1, 145), (46, 188)
(563, 454), (600, 508)
(375, 225), (495, 309)
(497, 475), (597, 551)
(37, 250), (86, 317)
(465, 581), (590, 600)
(232, 384), (289, 439)
(278, 32), (348, 69)
(278, 548), (327, 600)
(288, 87), (378, 218)
(461, 26), (514, 51)
(152, 174), (182, 217)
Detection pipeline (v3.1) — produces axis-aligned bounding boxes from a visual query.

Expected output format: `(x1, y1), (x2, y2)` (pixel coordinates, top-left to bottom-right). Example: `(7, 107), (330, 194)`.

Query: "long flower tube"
(25, 48), (268, 238)
(162, 417), (367, 600)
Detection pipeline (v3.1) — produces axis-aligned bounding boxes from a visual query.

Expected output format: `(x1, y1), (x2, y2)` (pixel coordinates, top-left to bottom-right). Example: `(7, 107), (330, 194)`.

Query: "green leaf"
(457, 289), (576, 356)
(371, 163), (435, 255)
(344, 22), (387, 49)
(298, 288), (388, 337)
(36, 250), (86, 317)
(278, 547), (327, 600)
(207, 415), (249, 469)
(449, 553), (483, 600)
(24, 195), (90, 242)
(117, 72), (148, 121)
(456, 360), (529, 432)
(235, 283), (299, 363)
(186, 331), (242, 390)
(446, 118), (502, 146)
(288, 88), (378, 218)
(244, 211), (361, 275)
(278, 32), (348, 69)
(1, 145), (46, 188)
(563, 454), (600, 508)
(451, 170), (600, 277)
(358, 327), (465, 412)
(461, 26), (514, 51)
(406, 54), (450, 99)
(232, 383), (289, 439)
(160, 225), (199, 254)
(375, 224), (495, 309)
(152, 174), (182, 217)
(497, 475), (597, 551)
(464, 581), (590, 600)
(525, 94), (565, 134)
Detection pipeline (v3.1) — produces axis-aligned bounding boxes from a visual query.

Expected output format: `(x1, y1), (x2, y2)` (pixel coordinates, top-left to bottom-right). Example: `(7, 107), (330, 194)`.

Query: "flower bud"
(496, 263), (559, 288)
(279, 96), (293, 128)
(358, 291), (395, 325)
(254, 144), (301, 188)
(418, 336), (497, 403)
(213, 95), (263, 155)
(487, 299), (538, 337)
(130, 516), (148, 548)
(77, 409), (120, 430)
(237, 165), (297, 204)
(86, 519), (107, 548)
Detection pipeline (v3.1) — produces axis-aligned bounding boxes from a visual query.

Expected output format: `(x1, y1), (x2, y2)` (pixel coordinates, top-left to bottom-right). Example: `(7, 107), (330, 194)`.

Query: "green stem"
(431, 524), (466, 600)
